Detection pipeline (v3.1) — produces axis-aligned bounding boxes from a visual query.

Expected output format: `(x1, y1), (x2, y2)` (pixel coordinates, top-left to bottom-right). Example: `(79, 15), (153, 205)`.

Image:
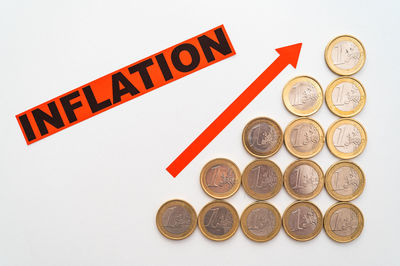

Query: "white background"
(1, 0), (399, 265)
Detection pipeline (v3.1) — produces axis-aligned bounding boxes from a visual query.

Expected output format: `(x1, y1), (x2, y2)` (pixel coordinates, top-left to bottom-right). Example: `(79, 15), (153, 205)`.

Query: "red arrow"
(167, 43), (302, 177)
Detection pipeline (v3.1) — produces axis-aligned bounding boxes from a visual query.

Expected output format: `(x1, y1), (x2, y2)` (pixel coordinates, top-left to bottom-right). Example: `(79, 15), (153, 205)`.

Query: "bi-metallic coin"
(282, 201), (323, 241)
(325, 77), (366, 117)
(156, 199), (197, 240)
(324, 202), (364, 243)
(242, 117), (283, 158)
(200, 158), (241, 199)
(284, 118), (325, 158)
(326, 118), (367, 159)
(283, 160), (324, 201)
(282, 76), (323, 116)
(325, 161), (365, 201)
(240, 202), (281, 242)
(325, 35), (366, 76)
(242, 160), (283, 200)
(198, 201), (239, 241)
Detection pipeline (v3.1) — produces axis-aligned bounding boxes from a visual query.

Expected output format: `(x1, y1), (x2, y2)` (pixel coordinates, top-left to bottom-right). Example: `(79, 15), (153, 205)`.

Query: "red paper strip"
(16, 25), (235, 145)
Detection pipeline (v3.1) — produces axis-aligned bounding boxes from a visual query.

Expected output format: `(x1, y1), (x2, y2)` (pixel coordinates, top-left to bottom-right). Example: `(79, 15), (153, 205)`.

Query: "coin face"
(284, 160), (324, 200)
(324, 202), (364, 242)
(242, 160), (282, 200)
(200, 158), (241, 199)
(325, 161), (365, 201)
(326, 77), (366, 117)
(198, 201), (239, 241)
(284, 118), (325, 158)
(156, 199), (197, 240)
(326, 119), (367, 159)
(282, 201), (323, 241)
(325, 35), (366, 76)
(240, 202), (281, 242)
(282, 76), (323, 116)
(242, 117), (283, 158)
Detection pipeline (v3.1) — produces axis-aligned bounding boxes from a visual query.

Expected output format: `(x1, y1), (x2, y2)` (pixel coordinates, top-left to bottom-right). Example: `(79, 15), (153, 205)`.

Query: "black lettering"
(18, 114), (36, 141)
(171, 43), (200, 72)
(112, 72), (140, 104)
(32, 102), (65, 136)
(198, 28), (232, 62)
(82, 85), (112, 113)
(60, 91), (82, 123)
(128, 59), (154, 89)
(155, 53), (173, 81)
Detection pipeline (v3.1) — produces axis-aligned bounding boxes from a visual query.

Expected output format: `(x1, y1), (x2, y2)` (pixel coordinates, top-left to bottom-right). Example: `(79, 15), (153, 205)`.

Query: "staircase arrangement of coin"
(157, 35), (366, 243)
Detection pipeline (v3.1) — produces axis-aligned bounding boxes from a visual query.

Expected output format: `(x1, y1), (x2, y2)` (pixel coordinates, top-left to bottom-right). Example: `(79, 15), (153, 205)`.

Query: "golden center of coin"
(326, 119), (367, 159)
(325, 35), (366, 76)
(284, 160), (324, 200)
(198, 201), (239, 241)
(282, 201), (323, 241)
(242, 117), (283, 158)
(200, 158), (241, 199)
(156, 199), (197, 240)
(325, 161), (365, 201)
(324, 202), (364, 242)
(325, 77), (366, 117)
(241, 160), (283, 200)
(282, 76), (323, 116)
(240, 202), (281, 242)
(284, 118), (325, 158)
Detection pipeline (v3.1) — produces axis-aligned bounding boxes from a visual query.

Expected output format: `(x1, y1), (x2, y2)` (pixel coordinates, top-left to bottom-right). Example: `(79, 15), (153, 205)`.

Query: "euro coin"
(198, 201), (239, 241)
(325, 77), (366, 117)
(242, 117), (283, 158)
(282, 76), (323, 116)
(283, 160), (324, 200)
(325, 161), (365, 201)
(200, 158), (241, 199)
(325, 35), (366, 76)
(156, 199), (197, 240)
(240, 202), (281, 242)
(284, 118), (325, 158)
(241, 160), (283, 200)
(324, 202), (364, 243)
(326, 119), (367, 159)
(282, 201), (323, 241)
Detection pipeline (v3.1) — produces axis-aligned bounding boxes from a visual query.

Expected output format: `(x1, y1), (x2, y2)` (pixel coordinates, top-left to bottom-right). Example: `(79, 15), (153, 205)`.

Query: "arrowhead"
(275, 43), (302, 68)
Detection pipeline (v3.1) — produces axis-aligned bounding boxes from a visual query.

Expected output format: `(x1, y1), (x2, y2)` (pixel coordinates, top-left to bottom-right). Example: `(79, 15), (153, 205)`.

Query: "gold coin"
(240, 202), (281, 242)
(324, 202), (364, 243)
(242, 117), (283, 158)
(198, 200), (239, 241)
(325, 77), (366, 117)
(325, 161), (365, 201)
(282, 201), (323, 241)
(242, 160), (282, 200)
(326, 118), (367, 159)
(282, 76), (323, 116)
(283, 160), (324, 200)
(200, 158), (241, 199)
(156, 199), (197, 240)
(325, 35), (366, 76)
(284, 118), (325, 158)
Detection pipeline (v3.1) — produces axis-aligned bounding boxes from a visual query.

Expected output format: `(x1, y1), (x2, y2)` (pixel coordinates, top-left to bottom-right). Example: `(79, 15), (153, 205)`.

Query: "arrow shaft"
(167, 56), (289, 177)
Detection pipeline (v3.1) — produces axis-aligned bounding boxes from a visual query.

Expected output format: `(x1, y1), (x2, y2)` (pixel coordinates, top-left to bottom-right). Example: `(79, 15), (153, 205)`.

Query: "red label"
(16, 25), (235, 145)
